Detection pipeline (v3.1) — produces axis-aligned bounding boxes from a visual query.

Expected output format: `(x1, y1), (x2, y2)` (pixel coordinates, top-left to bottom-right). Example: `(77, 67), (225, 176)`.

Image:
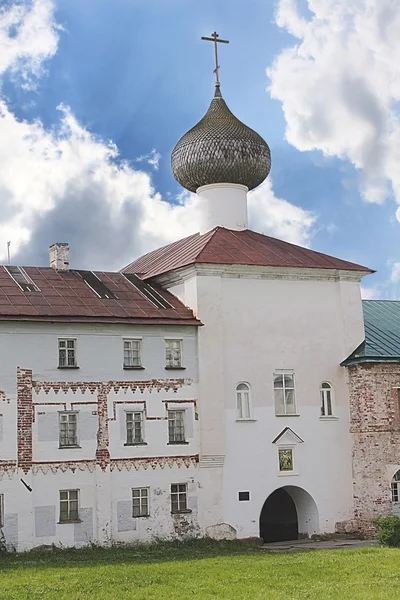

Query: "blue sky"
(1, 0), (400, 297)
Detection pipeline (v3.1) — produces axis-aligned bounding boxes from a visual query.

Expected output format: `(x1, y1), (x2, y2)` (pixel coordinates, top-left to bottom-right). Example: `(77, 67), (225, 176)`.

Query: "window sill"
(236, 418), (257, 422)
(319, 416), (339, 421)
(58, 366), (79, 370)
(59, 445), (81, 449)
(165, 366), (186, 371)
(124, 442), (147, 446)
(123, 366), (145, 370)
(275, 414), (300, 417)
(58, 520), (82, 524)
(278, 471), (298, 477)
(167, 441), (189, 445)
(171, 509), (192, 515)
(132, 514), (150, 519)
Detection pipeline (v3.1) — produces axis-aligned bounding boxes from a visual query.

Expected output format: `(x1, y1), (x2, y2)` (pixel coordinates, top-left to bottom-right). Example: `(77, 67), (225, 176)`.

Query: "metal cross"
(201, 31), (229, 86)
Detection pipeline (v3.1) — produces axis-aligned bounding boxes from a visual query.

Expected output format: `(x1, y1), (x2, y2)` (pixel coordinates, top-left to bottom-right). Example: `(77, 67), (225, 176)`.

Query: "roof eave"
(341, 355), (400, 367)
(0, 315), (202, 326)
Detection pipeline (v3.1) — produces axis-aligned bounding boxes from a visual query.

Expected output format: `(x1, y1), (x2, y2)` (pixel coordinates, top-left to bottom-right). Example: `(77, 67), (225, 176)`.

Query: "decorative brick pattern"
(110, 455), (199, 472)
(33, 379), (189, 395)
(17, 368), (33, 474)
(348, 363), (400, 528)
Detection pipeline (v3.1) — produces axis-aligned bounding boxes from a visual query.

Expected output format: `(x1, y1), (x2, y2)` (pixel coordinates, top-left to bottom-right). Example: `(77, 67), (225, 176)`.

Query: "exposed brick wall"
(17, 368), (33, 474)
(348, 363), (400, 526)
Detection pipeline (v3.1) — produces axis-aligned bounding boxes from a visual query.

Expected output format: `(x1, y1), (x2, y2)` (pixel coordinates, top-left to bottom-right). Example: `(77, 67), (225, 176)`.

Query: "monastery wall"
(347, 363), (400, 531)
(0, 323), (200, 551)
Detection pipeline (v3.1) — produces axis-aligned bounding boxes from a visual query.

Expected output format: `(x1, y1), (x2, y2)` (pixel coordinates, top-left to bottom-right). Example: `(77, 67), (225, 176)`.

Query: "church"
(0, 36), (399, 551)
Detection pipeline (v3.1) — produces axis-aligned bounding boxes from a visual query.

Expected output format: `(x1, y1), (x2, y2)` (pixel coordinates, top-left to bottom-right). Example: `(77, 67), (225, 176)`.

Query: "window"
(391, 470), (400, 503)
(236, 383), (251, 419)
(278, 448), (294, 472)
(59, 412), (78, 448)
(168, 410), (186, 443)
(132, 488), (149, 517)
(165, 339), (183, 368)
(123, 339), (142, 368)
(0, 494), (3, 527)
(274, 372), (296, 415)
(126, 412), (144, 445)
(58, 338), (77, 368)
(320, 382), (334, 417)
(238, 491), (250, 501)
(59, 489), (79, 523)
(171, 483), (189, 513)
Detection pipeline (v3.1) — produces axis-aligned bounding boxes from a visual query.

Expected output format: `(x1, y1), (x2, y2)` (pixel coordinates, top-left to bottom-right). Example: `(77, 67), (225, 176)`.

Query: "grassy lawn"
(0, 540), (399, 599)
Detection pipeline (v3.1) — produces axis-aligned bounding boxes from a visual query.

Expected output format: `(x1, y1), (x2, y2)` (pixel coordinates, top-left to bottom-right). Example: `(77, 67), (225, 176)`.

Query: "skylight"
(5, 266), (40, 292)
(122, 273), (173, 309)
(74, 270), (118, 300)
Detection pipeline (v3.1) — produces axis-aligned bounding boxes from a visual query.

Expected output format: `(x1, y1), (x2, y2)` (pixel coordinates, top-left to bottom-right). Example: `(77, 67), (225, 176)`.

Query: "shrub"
(374, 516), (400, 547)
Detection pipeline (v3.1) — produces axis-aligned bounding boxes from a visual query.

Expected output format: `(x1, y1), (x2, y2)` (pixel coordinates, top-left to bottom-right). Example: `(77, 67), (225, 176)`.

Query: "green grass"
(0, 540), (399, 599)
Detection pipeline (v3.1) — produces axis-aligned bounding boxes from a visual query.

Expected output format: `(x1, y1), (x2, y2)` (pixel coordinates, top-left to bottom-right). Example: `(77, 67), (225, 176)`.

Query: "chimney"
(49, 243), (70, 271)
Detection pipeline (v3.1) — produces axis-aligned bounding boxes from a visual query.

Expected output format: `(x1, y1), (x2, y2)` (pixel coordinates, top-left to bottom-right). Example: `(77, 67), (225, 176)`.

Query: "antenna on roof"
(6, 241), (11, 265)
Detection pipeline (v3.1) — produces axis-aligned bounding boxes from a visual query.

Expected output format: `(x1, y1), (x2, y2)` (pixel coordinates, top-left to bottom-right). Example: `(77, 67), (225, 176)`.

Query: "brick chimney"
(49, 243), (70, 271)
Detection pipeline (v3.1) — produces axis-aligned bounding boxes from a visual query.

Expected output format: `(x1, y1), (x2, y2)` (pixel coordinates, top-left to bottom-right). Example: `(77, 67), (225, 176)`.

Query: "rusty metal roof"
(342, 300), (400, 366)
(0, 266), (200, 326)
(122, 227), (372, 279)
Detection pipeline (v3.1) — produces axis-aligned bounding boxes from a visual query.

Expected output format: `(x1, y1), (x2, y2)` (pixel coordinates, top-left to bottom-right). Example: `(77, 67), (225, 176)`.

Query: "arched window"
(391, 470), (400, 504)
(236, 383), (251, 420)
(320, 382), (333, 417)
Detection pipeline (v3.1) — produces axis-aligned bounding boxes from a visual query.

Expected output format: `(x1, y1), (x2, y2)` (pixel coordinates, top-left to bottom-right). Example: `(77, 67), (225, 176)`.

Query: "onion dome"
(171, 86), (271, 192)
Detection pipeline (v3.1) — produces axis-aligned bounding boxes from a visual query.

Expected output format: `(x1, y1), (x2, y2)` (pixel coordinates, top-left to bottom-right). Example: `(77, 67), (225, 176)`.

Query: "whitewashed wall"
(166, 265), (366, 538)
(0, 321), (200, 550)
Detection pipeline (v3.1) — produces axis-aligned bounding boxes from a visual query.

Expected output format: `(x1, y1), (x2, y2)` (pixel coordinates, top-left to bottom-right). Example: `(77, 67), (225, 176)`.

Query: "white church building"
(1, 52), (398, 551)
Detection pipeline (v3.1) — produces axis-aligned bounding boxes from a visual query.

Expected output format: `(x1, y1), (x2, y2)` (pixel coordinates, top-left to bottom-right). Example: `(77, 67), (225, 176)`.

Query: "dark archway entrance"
(260, 488), (298, 542)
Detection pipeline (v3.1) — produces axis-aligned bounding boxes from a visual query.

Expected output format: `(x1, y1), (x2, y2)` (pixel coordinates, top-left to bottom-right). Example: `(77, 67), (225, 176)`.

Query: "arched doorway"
(260, 486), (319, 543)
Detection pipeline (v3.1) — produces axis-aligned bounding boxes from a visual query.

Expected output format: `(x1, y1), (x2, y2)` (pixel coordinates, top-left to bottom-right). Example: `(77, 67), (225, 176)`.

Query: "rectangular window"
(392, 482), (399, 503)
(168, 410), (186, 443)
(126, 412), (144, 445)
(58, 338), (77, 368)
(59, 489), (79, 523)
(132, 487), (149, 517)
(278, 448), (294, 472)
(59, 412), (79, 448)
(171, 483), (188, 513)
(274, 372), (296, 415)
(165, 339), (182, 368)
(123, 339), (142, 368)
(0, 494), (3, 528)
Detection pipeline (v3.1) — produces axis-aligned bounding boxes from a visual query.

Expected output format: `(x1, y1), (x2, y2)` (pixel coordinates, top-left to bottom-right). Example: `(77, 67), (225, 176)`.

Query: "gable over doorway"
(260, 486), (319, 543)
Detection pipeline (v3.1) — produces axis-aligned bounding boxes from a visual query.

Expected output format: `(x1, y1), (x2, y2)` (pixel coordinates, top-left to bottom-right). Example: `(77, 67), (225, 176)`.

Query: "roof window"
(122, 273), (172, 309)
(74, 270), (118, 300)
(5, 266), (40, 292)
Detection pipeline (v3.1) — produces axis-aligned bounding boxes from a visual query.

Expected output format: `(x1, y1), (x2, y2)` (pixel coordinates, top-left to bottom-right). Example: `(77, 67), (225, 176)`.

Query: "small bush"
(374, 516), (400, 547)
(0, 529), (7, 553)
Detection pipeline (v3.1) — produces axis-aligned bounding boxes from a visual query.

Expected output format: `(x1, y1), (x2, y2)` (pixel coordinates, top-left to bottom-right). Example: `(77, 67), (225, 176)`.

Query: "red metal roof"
(123, 227), (372, 279)
(0, 267), (200, 325)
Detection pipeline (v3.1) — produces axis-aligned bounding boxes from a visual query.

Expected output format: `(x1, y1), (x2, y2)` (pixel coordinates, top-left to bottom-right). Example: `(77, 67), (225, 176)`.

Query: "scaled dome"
(171, 86), (271, 193)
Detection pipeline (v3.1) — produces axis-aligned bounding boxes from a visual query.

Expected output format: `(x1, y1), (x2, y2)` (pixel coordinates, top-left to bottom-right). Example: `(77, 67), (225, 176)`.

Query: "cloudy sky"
(1, 0), (400, 298)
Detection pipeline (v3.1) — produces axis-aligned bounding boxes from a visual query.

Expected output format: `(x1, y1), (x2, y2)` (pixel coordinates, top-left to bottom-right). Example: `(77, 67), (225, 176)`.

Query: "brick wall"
(347, 363), (400, 528)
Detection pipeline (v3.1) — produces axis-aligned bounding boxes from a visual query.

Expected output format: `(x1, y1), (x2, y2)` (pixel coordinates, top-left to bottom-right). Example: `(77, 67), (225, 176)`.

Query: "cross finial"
(201, 31), (229, 87)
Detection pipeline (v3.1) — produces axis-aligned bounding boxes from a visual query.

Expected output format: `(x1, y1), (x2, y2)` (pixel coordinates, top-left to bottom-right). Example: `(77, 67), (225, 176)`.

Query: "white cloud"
(390, 262), (400, 283)
(268, 0), (400, 218)
(0, 0), (59, 86)
(248, 179), (315, 246)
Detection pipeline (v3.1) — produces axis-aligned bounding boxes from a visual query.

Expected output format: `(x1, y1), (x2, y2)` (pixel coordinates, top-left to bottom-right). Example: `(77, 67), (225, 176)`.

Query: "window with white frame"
(320, 382), (334, 417)
(58, 338), (77, 368)
(391, 470), (400, 503)
(59, 489), (79, 523)
(168, 410), (186, 443)
(165, 339), (183, 368)
(0, 494), (3, 528)
(171, 483), (189, 513)
(236, 383), (251, 419)
(126, 411), (144, 445)
(123, 339), (142, 368)
(59, 412), (79, 448)
(274, 372), (296, 415)
(132, 487), (149, 517)
(278, 447), (294, 473)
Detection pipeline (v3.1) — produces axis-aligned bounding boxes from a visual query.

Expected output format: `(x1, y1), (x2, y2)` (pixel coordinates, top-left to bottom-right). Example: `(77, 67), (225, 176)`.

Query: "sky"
(0, 0), (400, 299)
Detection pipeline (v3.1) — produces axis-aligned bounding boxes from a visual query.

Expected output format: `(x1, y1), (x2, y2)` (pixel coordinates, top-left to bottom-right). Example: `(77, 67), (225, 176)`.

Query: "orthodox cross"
(201, 31), (229, 86)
